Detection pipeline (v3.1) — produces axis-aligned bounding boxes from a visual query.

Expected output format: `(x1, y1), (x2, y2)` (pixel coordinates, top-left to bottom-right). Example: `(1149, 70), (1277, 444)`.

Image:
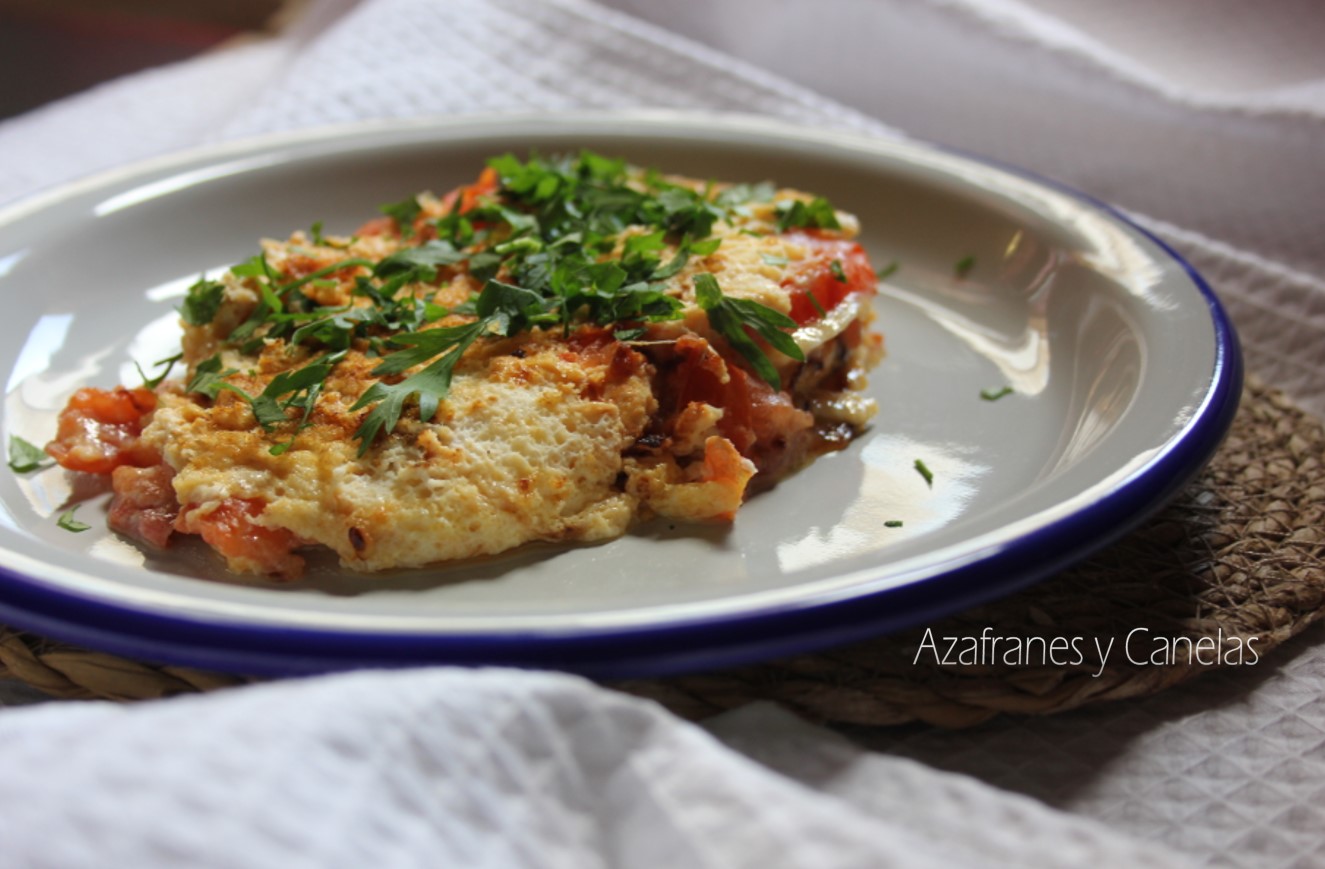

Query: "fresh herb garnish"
(7, 436), (52, 473)
(876, 261), (899, 281)
(981, 386), (1014, 401)
(829, 259), (848, 283)
(57, 506), (90, 532)
(914, 459), (934, 487)
(693, 273), (803, 391)
(180, 277), (226, 326)
(135, 353), (183, 390)
(954, 255), (976, 278)
(806, 289), (828, 318)
(775, 197), (841, 232)
(253, 351), (347, 452)
(231, 253), (281, 282)
(379, 195), (422, 238)
(714, 181), (776, 209)
(373, 240), (467, 280)
(192, 151), (834, 453)
(884, 520), (904, 528)
(353, 353), (464, 452)
(186, 355), (240, 399)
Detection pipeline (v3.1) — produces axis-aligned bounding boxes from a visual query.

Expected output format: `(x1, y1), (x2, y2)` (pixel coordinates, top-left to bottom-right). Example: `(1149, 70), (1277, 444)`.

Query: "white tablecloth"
(3, 1), (1323, 866)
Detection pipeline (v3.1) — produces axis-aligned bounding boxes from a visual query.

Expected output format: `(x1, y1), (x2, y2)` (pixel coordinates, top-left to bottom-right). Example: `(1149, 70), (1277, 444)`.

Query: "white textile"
(0, 668), (1192, 868)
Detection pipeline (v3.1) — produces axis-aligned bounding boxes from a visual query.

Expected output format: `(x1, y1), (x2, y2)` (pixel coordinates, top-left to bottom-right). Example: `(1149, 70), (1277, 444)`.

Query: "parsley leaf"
(806, 289), (828, 318)
(135, 353), (183, 390)
(57, 506), (90, 532)
(981, 386), (1014, 401)
(351, 328), (482, 456)
(914, 459), (934, 487)
(829, 259), (848, 283)
(776, 197), (841, 232)
(875, 261), (900, 281)
(8, 436), (52, 473)
(369, 320), (490, 377)
(475, 280), (550, 335)
(379, 195), (422, 238)
(714, 181), (775, 209)
(954, 255), (976, 277)
(180, 278), (226, 326)
(186, 354), (240, 399)
(693, 273), (803, 391)
(231, 253), (279, 281)
(252, 352), (346, 454)
(373, 240), (466, 281)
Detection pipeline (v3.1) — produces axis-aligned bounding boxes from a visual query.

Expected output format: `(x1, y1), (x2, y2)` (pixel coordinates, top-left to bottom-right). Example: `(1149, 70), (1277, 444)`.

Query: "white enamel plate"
(0, 114), (1241, 676)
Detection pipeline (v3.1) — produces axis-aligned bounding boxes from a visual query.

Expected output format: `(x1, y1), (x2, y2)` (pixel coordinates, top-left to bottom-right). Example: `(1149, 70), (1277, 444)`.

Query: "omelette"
(45, 152), (883, 578)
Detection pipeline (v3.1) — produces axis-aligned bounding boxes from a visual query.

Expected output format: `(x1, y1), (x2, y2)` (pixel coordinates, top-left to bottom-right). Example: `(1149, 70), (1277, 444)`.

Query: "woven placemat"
(3, 376), (1323, 727)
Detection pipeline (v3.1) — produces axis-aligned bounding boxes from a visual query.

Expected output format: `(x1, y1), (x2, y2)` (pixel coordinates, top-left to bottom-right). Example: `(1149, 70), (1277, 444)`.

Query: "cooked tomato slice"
(45, 386), (159, 475)
(664, 334), (813, 472)
(781, 231), (876, 326)
(176, 498), (305, 580)
(441, 165), (500, 215)
(357, 166), (500, 238)
(108, 463), (178, 549)
(355, 215), (396, 237)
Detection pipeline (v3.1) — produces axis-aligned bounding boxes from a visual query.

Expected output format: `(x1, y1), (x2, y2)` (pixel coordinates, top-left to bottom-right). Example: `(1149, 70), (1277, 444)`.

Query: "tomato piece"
(663, 335), (812, 473)
(666, 334), (755, 452)
(108, 463), (178, 549)
(781, 232), (876, 326)
(356, 215), (396, 237)
(357, 167), (500, 238)
(441, 165), (500, 215)
(280, 253), (369, 282)
(45, 387), (158, 475)
(176, 498), (305, 580)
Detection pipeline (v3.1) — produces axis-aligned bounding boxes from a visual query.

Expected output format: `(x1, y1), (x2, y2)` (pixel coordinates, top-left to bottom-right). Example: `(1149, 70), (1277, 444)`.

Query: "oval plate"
(0, 113), (1241, 677)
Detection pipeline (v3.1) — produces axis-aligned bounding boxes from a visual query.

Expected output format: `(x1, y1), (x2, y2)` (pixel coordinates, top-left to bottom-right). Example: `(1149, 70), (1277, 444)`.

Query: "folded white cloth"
(0, 667), (1194, 868)
(3, 0), (1323, 866)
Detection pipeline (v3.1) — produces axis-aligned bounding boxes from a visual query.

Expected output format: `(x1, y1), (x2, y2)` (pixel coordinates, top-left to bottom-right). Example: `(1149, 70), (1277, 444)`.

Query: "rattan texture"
(3, 376), (1322, 726)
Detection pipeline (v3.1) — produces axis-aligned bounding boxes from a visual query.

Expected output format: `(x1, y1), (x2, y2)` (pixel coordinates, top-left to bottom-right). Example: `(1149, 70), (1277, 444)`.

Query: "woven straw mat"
(3, 375), (1323, 728)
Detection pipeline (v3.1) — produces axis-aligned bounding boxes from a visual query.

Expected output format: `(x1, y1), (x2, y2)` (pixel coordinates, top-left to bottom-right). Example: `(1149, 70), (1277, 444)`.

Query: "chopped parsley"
(379, 195), (423, 238)
(829, 259), (848, 283)
(914, 459), (934, 487)
(981, 386), (1014, 401)
(7, 436), (51, 473)
(186, 355), (240, 399)
(135, 353), (183, 390)
(884, 520), (904, 528)
(187, 151), (834, 453)
(806, 289), (828, 318)
(180, 277), (226, 326)
(775, 196), (840, 232)
(954, 255), (976, 278)
(694, 273), (804, 391)
(57, 506), (90, 532)
(876, 261), (899, 281)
